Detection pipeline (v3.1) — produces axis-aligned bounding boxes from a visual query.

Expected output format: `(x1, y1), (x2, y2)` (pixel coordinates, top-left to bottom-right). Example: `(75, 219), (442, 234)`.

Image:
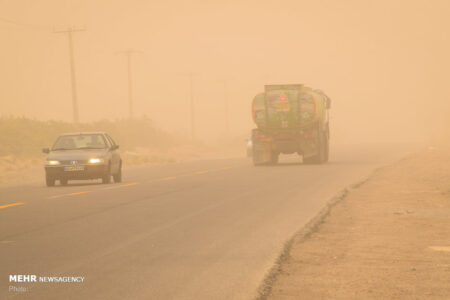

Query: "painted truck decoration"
(251, 84), (331, 165)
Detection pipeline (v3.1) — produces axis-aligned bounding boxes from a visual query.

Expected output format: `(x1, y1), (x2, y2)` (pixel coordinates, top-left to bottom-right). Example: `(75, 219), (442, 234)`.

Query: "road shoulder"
(262, 147), (450, 299)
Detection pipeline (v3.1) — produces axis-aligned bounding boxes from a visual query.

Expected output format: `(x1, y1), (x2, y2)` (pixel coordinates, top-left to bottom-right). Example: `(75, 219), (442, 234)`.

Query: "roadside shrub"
(0, 116), (180, 157)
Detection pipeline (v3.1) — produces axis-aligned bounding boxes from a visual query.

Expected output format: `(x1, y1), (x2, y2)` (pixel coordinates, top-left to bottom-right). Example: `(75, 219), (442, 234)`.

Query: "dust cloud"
(1, 0), (449, 145)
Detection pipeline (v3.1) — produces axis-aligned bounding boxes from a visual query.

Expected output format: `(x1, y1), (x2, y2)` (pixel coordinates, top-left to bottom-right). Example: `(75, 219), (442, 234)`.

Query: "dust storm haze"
(2, 2), (450, 299)
(1, 0), (449, 144)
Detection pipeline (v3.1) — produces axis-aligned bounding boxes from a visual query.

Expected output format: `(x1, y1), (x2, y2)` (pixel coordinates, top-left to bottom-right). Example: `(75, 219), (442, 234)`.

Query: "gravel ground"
(265, 147), (450, 300)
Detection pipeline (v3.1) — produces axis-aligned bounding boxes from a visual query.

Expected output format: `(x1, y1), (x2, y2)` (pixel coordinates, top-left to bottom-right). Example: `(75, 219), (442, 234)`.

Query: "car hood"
(47, 149), (108, 161)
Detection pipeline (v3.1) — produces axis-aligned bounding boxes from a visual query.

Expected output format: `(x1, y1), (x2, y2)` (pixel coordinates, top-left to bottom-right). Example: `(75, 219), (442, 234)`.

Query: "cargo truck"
(251, 84), (331, 165)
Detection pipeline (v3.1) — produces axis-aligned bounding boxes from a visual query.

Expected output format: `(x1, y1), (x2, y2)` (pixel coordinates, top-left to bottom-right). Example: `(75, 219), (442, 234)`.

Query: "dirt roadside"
(262, 147), (450, 300)
(0, 144), (244, 187)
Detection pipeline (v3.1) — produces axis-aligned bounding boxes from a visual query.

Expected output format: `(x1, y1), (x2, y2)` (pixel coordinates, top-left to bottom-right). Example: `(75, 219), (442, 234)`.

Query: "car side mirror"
(42, 148), (50, 154)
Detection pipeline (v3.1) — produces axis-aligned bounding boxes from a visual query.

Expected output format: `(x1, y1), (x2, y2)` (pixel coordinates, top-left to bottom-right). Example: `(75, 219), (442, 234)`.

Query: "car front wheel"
(46, 174), (55, 187)
(113, 163), (122, 183)
(102, 164), (111, 184)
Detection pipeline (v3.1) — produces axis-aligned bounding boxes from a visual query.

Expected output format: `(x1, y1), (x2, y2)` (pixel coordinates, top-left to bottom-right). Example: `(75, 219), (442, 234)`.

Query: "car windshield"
(52, 134), (107, 150)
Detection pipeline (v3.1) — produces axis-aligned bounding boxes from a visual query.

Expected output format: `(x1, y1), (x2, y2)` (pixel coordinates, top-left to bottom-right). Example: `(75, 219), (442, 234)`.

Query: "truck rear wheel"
(252, 148), (264, 166)
(323, 132), (329, 162)
(252, 143), (277, 166)
(304, 130), (328, 164)
(270, 151), (279, 165)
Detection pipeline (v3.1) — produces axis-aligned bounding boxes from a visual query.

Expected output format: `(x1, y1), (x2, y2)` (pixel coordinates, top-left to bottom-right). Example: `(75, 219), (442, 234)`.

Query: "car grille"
(60, 160), (89, 165)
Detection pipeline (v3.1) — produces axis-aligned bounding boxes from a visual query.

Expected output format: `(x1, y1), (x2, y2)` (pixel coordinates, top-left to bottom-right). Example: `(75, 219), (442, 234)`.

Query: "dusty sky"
(1, 0), (449, 143)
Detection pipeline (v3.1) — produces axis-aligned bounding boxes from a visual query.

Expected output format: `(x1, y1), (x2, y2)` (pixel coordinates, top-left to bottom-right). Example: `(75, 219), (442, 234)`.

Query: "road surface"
(0, 144), (416, 300)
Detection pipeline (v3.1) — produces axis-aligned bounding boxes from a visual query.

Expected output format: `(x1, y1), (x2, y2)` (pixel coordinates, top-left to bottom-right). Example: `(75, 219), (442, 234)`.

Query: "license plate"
(64, 166), (85, 171)
(275, 103), (291, 111)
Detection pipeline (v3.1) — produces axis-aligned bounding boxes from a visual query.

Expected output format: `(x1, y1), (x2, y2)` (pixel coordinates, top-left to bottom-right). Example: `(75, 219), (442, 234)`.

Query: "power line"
(0, 16), (50, 30)
(116, 49), (142, 119)
(54, 26), (86, 123)
(179, 73), (200, 141)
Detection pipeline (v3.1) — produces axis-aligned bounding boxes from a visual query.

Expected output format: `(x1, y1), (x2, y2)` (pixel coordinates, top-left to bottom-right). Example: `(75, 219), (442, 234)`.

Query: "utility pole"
(189, 73), (195, 140)
(116, 49), (141, 119)
(224, 80), (229, 136)
(54, 26), (85, 123)
(179, 73), (200, 141)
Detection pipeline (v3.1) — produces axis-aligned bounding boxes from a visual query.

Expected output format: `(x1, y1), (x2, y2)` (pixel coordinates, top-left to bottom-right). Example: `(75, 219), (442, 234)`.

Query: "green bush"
(0, 116), (180, 157)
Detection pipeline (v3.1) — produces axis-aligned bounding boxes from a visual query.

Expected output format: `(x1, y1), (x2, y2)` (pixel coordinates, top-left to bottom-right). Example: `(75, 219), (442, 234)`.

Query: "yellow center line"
(0, 202), (25, 210)
(68, 191), (92, 196)
(429, 246), (450, 252)
(159, 167), (233, 181)
(121, 182), (140, 187)
(194, 170), (208, 175)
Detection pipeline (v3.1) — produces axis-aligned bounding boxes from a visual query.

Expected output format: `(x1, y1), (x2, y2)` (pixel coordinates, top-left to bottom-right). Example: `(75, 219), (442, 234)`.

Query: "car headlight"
(89, 158), (104, 164)
(46, 160), (60, 165)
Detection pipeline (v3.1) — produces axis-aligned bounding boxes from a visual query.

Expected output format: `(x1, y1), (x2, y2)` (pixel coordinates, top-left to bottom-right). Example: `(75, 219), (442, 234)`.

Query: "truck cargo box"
(251, 84), (331, 165)
(252, 85), (328, 130)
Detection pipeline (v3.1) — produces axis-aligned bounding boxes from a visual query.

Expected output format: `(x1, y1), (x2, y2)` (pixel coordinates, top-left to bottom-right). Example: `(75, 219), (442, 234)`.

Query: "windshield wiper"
(52, 148), (72, 151)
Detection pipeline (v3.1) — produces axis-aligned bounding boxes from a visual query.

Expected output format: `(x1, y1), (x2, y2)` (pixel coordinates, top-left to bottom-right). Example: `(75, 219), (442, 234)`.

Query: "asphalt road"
(0, 144), (416, 300)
